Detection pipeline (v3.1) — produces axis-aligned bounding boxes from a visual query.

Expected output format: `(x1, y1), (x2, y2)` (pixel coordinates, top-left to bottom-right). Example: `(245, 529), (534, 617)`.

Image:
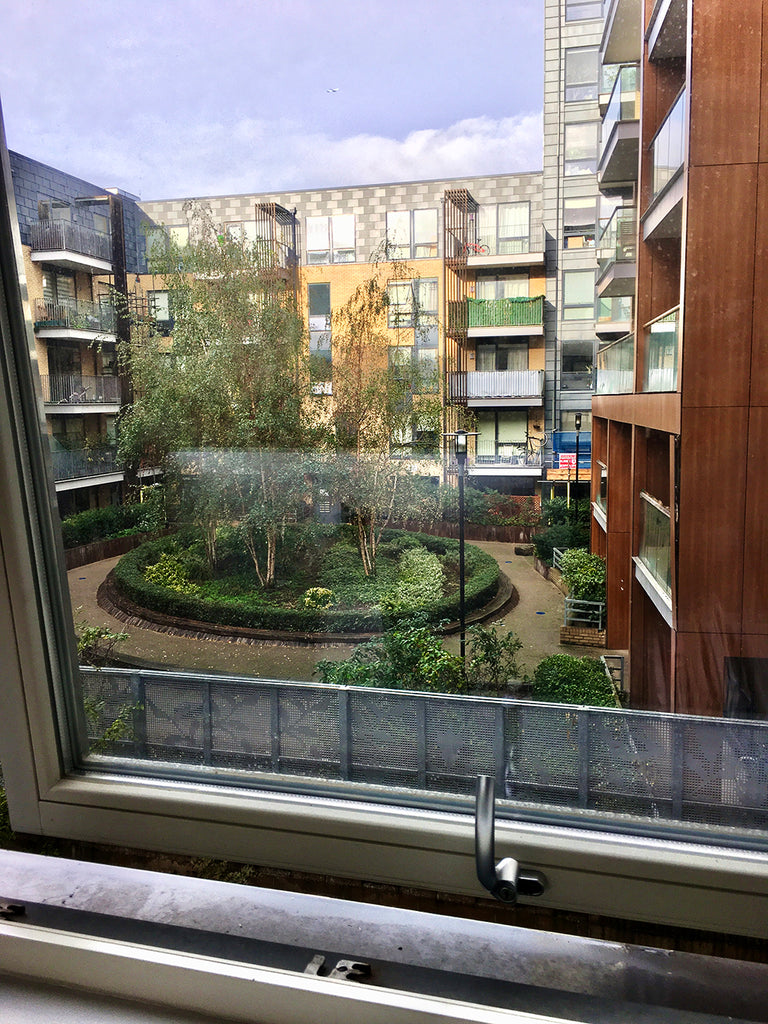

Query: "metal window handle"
(475, 775), (547, 904)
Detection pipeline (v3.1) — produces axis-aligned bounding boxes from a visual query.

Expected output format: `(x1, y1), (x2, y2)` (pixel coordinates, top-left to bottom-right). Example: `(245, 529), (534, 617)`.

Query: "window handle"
(475, 775), (547, 904)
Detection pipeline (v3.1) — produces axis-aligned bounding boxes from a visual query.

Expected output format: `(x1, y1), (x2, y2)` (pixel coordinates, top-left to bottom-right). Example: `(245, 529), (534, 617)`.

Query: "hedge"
(110, 530), (500, 634)
(61, 504), (146, 549)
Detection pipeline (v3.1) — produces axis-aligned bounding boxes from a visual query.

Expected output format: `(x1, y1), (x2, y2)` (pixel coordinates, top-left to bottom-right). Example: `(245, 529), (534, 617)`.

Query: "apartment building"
(139, 173), (549, 494)
(9, 152), (149, 517)
(592, 0), (768, 715)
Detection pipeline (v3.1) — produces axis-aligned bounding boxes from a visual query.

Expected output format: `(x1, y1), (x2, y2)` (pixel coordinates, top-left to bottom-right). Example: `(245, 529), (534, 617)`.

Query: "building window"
(306, 214), (355, 264)
(386, 278), (438, 328)
(475, 275), (528, 300)
(476, 341), (527, 373)
(563, 197), (596, 248)
(147, 290), (170, 321)
(565, 47), (599, 102)
(564, 122), (599, 176)
(565, 0), (603, 21)
(308, 283), (332, 381)
(386, 209), (438, 259)
(476, 202), (530, 255)
(562, 340), (594, 390)
(563, 269), (596, 320)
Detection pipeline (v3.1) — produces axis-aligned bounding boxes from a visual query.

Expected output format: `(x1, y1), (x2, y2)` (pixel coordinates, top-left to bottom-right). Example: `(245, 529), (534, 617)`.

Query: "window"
(476, 341), (527, 373)
(386, 277), (438, 328)
(564, 122), (599, 175)
(561, 340), (594, 389)
(147, 290), (170, 321)
(565, 0), (602, 20)
(386, 209), (438, 259)
(563, 269), (595, 319)
(308, 283), (332, 379)
(563, 197), (596, 247)
(475, 274), (528, 300)
(476, 202), (530, 255)
(306, 214), (355, 264)
(565, 47), (599, 102)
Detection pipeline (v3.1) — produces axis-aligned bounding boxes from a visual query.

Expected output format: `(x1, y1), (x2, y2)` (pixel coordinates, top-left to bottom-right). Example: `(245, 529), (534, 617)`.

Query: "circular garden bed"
(105, 526), (503, 639)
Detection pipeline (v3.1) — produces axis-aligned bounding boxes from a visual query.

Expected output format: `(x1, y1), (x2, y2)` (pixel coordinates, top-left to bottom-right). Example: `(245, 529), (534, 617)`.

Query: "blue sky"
(0, 0), (544, 200)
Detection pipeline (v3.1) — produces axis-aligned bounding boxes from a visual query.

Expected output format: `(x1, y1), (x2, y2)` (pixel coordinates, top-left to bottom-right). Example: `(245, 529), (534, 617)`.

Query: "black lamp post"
(455, 428), (468, 661)
(574, 413), (582, 524)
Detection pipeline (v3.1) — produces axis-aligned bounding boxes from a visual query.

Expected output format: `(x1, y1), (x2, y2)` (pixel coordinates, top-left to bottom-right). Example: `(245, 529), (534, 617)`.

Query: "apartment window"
(475, 274), (528, 300)
(565, 0), (602, 20)
(386, 277), (438, 328)
(565, 47), (599, 102)
(476, 341), (527, 373)
(42, 269), (76, 310)
(476, 202), (530, 255)
(308, 283), (332, 378)
(563, 197), (596, 247)
(386, 209), (438, 259)
(306, 214), (355, 264)
(147, 290), (170, 321)
(564, 122), (599, 175)
(562, 340), (594, 390)
(563, 269), (596, 319)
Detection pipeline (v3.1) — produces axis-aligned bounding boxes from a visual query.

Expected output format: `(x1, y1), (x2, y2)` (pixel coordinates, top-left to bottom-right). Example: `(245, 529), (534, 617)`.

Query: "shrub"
(144, 552), (199, 594)
(532, 522), (589, 565)
(532, 654), (615, 707)
(380, 547), (444, 615)
(558, 549), (606, 603)
(60, 503), (145, 548)
(467, 622), (525, 694)
(300, 587), (335, 610)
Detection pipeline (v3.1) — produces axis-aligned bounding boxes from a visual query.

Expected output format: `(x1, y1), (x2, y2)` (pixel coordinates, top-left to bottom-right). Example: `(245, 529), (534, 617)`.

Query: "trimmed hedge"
(110, 530), (500, 634)
(61, 503), (146, 549)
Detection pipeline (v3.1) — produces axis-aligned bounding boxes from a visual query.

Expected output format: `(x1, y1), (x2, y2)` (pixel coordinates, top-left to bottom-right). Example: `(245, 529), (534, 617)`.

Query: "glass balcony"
(643, 306), (679, 392)
(597, 207), (637, 294)
(651, 90), (686, 200)
(596, 294), (633, 334)
(600, 65), (639, 157)
(34, 298), (116, 335)
(40, 374), (121, 406)
(30, 220), (112, 265)
(596, 333), (634, 394)
(50, 445), (120, 483)
(466, 296), (543, 329)
(639, 491), (671, 595)
(471, 440), (542, 469)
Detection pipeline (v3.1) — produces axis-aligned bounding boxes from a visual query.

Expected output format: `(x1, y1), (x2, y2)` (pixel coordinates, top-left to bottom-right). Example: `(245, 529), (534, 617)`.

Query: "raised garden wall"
(64, 531), (172, 570)
(560, 625), (607, 648)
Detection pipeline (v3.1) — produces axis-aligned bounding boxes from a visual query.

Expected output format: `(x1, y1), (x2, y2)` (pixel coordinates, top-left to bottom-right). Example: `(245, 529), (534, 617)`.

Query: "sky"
(0, 0), (544, 201)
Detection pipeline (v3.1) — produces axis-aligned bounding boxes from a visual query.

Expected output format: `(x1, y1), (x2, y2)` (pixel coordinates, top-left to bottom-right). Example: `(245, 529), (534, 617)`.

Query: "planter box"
(560, 625), (607, 648)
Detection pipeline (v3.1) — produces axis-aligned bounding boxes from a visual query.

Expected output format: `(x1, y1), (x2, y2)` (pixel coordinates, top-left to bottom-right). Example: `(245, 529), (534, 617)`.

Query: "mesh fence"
(81, 668), (768, 841)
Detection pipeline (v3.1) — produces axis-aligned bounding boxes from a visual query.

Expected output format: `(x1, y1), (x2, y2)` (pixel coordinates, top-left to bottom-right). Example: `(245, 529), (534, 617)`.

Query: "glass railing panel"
(596, 333), (634, 394)
(601, 64), (639, 156)
(40, 374), (121, 404)
(600, 63), (621, 99)
(651, 90), (686, 199)
(643, 307), (679, 392)
(34, 298), (116, 334)
(596, 294), (633, 325)
(639, 491), (671, 594)
(597, 207), (637, 273)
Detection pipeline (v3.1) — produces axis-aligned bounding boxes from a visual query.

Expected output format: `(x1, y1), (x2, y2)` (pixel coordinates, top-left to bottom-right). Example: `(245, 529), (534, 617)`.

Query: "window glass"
(563, 197), (596, 247)
(564, 122), (599, 175)
(563, 269), (596, 318)
(332, 214), (355, 262)
(565, 47), (599, 102)
(565, 0), (602, 21)
(412, 209), (438, 258)
(387, 210), (437, 259)
(386, 210), (410, 258)
(306, 216), (330, 263)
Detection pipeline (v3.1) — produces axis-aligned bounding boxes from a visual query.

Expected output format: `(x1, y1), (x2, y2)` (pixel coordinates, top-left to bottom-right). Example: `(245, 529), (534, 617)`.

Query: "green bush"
(467, 623), (525, 694)
(532, 654), (615, 707)
(60, 491), (168, 548)
(144, 552), (199, 594)
(380, 547), (445, 615)
(532, 522), (589, 565)
(558, 549), (606, 603)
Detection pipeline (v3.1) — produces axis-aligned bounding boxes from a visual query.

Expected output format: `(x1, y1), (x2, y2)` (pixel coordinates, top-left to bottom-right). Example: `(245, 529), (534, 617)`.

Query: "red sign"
(559, 453), (577, 469)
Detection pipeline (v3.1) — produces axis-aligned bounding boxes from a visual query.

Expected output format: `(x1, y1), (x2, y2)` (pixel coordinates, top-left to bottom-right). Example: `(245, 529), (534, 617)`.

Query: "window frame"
(2, 139), (768, 941)
(386, 209), (438, 260)
(564, 122), (600, 176)
(306, 213), (355, 264)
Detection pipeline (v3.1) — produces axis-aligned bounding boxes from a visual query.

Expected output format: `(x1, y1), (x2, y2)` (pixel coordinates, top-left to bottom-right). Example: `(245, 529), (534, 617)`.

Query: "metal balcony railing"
(473, 440), (542, 467)
(30, 220), (112, 263)
(34, 298), (116, 334)
(51, 445), (120, 482)
(82, 667), (768, 839)
(449, 369), (544, 402)
(467, 296), (544, 329)
(596, 333), (635, 394)
(40, 374), (121, 405)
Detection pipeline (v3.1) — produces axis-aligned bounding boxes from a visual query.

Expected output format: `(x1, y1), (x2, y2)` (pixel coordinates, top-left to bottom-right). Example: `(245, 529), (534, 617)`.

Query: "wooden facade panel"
(688, 0), (762, 168)
(741, 406), (768, 633)
(749, 163), (768, 406)
(606, 529), (631, 650)
(674, 630), (741, 716)
(607, 420), (632, 534)
(592, 392), (680, 434)
(682, 163), (756, 409)
(630, 581), (672, 711)
(676, 406), (748, 635)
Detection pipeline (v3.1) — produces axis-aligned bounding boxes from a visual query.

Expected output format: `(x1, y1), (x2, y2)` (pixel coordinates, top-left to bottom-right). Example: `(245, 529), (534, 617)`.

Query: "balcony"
(600, 0), (642, 66)
(41, 374), (121, 410)
(596, 207), (636, 297)
(468, 441), (542, 478)
(34, 298), (116, 341)
(643, 306), (679, 393)
(596, 333), (634, 395)
(560, 371), (593, 392)
(647, 0), (687, 61)
(596, 294), (633, 338)
(597, 65), (640, 188)
(466, 296), (544, 338)
(51, 445), (122, 488)
(449, 369), (544, 407)
(465, 224), (545, 270)
(30, 220), (113, 274)
(635, 491), (673, 623)
(643, 90), (685, 241)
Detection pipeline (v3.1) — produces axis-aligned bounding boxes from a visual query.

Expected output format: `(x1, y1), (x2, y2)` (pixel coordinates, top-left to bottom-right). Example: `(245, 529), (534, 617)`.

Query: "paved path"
(68, 543), (586, 681)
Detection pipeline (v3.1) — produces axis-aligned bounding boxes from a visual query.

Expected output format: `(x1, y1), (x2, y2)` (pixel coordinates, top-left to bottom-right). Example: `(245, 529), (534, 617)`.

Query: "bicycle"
(462, 241), (491, 256)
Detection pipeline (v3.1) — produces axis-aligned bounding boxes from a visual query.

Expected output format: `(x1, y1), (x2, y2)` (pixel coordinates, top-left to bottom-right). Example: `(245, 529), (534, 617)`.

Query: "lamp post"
(455, 428), (468, 661)
(574, 413), (582, 525)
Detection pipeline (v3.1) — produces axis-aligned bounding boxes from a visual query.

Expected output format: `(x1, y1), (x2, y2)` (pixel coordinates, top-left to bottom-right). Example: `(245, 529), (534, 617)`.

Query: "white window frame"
(2, 144), (768, 941)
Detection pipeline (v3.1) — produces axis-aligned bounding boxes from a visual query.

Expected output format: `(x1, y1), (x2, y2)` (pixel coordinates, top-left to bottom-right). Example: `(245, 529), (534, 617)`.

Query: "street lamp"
(574, 413), (582, 525)
(455, 428), (468, 661)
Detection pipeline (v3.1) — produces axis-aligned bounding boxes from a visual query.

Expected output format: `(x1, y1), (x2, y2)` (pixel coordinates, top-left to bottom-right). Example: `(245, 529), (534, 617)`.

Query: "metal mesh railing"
(81, 668), (768, 843)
